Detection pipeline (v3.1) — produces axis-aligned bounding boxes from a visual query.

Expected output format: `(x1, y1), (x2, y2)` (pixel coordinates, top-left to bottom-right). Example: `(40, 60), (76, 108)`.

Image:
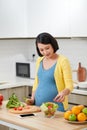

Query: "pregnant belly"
(34, 86), (58, 106)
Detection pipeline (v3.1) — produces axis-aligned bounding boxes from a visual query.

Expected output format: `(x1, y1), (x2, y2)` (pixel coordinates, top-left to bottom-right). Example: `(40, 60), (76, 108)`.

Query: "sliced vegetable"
(17, 106), (23, 111)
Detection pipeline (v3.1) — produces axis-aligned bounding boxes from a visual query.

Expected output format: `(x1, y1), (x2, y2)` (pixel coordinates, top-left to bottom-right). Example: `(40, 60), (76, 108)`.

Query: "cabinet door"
(26, 0), (70, 37)
(0, 125), (9, 130)
(0, 89), (9, 100)
(68, 93), (87, 106)
(69, 0), (87, 37)
(0, 0), (27, 38)
(8, 86), (26, 102)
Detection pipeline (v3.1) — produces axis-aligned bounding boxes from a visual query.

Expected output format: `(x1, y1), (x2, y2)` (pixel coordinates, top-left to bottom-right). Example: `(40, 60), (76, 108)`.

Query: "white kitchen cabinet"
(0, 0), (70, 37)
(26, 0), (70, 37)
(69, 0), (87, 37)
(0, 0), (87, 38)
(25, 0), (87, 37)
(0, 0), (27, 38)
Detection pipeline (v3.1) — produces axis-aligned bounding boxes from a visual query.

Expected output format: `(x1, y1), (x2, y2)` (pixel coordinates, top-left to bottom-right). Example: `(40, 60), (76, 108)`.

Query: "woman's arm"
(31, 91), (35, 101)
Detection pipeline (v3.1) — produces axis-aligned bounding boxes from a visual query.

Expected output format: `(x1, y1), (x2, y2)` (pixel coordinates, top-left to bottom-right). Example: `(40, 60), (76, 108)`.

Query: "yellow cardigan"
(33, 54), (73, 110)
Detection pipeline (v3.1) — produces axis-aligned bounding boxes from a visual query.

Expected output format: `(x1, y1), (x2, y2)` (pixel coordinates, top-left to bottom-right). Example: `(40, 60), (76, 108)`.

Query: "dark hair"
(35, 32), (59, 56)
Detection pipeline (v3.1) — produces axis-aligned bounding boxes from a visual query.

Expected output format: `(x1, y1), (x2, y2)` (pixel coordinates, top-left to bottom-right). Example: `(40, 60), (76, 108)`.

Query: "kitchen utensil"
(9, 105), (41, 114)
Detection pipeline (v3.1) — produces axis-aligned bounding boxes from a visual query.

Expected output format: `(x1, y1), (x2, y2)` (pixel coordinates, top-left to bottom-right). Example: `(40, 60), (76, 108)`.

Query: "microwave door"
(16, 63), (30, 78)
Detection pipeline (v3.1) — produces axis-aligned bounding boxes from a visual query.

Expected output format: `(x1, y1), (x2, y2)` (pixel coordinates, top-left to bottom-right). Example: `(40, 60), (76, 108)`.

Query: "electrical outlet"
(32, 54), (35, 61)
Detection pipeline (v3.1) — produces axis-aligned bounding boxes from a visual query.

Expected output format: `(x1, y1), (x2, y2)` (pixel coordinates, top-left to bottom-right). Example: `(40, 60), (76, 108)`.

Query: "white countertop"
(0, 77), (34, 89)
(72, 81), (87, 95)
(0, 78), (87, 95)
(72, 89), (87, 95)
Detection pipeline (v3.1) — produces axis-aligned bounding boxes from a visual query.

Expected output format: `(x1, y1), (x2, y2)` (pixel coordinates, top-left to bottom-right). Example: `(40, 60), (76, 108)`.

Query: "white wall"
(0, 38), (87, 81)
(57, 38), (87, 81)
(0, 39), (36, 81)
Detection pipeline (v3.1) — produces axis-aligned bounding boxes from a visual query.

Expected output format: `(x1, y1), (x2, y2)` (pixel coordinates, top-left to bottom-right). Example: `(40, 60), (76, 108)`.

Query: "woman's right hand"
(25, 98), (34, 105)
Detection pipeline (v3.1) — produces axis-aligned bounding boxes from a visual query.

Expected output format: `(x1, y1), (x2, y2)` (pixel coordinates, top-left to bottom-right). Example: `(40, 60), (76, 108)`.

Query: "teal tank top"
(34, 61), (65, 111)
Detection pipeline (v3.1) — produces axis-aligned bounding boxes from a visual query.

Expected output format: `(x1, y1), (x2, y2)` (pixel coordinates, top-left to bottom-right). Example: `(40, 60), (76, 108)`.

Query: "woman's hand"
(53, 92), (65, 102)
(25, 91), (35, 105)
(53, 88), (70, 102)
(25, 98), (34, 105)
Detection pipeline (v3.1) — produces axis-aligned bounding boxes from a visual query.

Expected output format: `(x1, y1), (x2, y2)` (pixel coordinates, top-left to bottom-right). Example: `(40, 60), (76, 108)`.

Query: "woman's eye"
(46, 47), (49, 50)
(40, 49), (43, 52)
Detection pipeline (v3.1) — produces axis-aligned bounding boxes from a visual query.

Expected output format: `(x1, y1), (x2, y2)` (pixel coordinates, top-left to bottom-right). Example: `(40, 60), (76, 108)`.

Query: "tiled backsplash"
(0, 38), (87, 81)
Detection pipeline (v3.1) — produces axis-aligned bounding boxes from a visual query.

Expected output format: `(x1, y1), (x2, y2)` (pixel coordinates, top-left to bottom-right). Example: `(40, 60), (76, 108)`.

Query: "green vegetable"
(53, 103), (58, 110)
(40, 103), (48, 111)
(6, 93), (24, 109)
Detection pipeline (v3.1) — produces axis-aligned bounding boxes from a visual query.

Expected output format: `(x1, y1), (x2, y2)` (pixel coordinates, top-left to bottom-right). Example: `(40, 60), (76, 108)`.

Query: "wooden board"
(8, 105), (41, 114)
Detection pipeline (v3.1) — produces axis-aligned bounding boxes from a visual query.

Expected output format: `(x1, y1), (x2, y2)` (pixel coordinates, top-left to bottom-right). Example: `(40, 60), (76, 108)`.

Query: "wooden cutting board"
(8, 105), (41, 114)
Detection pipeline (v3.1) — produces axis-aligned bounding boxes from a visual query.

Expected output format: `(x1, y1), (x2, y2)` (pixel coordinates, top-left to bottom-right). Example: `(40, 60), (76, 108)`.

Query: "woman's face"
(37, 43), (54, 58)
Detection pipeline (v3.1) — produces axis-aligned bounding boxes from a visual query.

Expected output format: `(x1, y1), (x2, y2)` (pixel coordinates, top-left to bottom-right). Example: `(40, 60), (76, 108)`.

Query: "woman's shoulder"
(58, 54), (68, 61)
(56, 54), (71, 69)
(57, 54), (70, 66)
(36, 56), (44, 66)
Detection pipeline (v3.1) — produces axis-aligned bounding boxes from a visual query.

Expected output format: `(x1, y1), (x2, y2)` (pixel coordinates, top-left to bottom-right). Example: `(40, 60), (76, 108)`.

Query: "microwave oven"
(16, 61), (36, 79)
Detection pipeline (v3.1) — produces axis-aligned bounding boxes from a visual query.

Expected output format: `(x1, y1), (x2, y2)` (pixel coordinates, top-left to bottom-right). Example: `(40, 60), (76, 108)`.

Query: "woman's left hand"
(53, 92), (65, 102)
(53, 88), (70, 102)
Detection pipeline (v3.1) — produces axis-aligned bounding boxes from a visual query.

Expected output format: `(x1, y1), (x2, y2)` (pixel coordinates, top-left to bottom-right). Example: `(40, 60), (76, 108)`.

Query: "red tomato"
(48, 105), (52, 109)
(14, 107), (17, 110)
(0, 94), (4, 101)
(17, 106), (23, 111)
(0, 101), (2, 105)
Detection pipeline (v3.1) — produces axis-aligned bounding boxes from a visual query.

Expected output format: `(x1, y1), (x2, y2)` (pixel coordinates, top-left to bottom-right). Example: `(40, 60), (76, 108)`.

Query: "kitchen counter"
(0, 101), (87, 130)
(0, 78), (87, 96)
(0, 78), (34, 89)
(72, 88), (87, 96)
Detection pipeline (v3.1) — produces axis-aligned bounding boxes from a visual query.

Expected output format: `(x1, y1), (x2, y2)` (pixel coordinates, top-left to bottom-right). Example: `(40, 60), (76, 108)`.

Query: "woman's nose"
(43, 50), (47, 55)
